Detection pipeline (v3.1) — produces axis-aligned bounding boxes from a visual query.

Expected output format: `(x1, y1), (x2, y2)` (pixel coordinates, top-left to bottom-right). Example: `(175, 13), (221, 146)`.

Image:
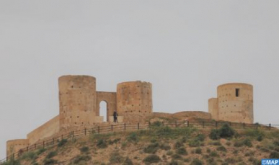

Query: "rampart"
(6, 76), (153, 156)
(27, 115), (60, 145)
(6, 139), (29, 158)
(6, 77), (255, 158)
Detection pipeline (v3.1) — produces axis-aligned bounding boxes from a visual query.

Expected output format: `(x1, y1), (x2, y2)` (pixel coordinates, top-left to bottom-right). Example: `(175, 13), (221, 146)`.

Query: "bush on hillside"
(110, 151), (124, 164)
(209, 124), (235, 140)
(97, 139), (107, 148)
(58, 139), (67, 147)
(143, 154), (161, 163)
(144, 143), (160, 153)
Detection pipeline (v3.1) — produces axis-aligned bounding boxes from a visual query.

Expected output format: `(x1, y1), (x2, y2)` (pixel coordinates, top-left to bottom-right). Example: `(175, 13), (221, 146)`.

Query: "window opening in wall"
(236, 88), (240, 97)
(99, 101), (107, 122)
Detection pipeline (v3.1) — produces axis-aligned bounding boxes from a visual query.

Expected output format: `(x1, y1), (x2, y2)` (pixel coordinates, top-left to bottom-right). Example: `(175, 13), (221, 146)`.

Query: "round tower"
(59, 75), (97, 130)
(217, 83), (253, 123)
(117, 81), (152, 122)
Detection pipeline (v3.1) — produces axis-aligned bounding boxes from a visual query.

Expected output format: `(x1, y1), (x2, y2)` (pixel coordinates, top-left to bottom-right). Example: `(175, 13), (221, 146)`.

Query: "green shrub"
(2, 159), (21, 165)
(210, 124), (235, 140)
(97, 139), (107, 148)
(151, 121), (163, 127)
(189, 139), (201, 147)
(174, 141), (183, 149)
(270, 152), (279, 158)
(109, 151), (124, 164)
(234, 138), (252, 147)
(160, 144), (171, 150)
(206, 158), (216, 165)
(156, 126), (173, 136)
(80, 146), (89, 153)
(243, 139), (252, 147)
(210, 141), (221, 146)
(36, 148), (46, 155)
(224, 158), (237, 164)
(57, 139), (67, 147)
(44, 159), (57, 165)
(219, 124), (235, 138)
(244, 129), (265, 141)
(195, 148), (202, 154)
(196, 134), (205, 141)
(166, 151), (173, 155)
(234, 141), (243, 147)
(127, 132), (138, 142)
(172, 154), (182, 160)
(191, 158), (203, 165)
(209, 151), (219, 157)
(21, 151), (37, 160)
(209, 129), (220, 140)
(176, 147), (187, 155)
(217, 146), (227, 152)
(169, 160), (179, 165)
(46, 151), (57, 159)
(144, 143), (160, 153)
(109, 138), (121, 145)
(123, 157), (133, 165)
(150, 139), (157, 143)
(143, 154), (161, 163)
(73, 155), (91, 164)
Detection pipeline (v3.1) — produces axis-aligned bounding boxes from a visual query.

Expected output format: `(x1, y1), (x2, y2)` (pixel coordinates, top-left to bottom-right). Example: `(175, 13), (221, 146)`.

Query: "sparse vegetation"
(109, 151), (124, 164)
(96, 139), (107, 148)
(127, 132), (138, 142)
(191, 158), (203, 165)
(57, 139), (67, 147)
(73, 155), (91, 164)
(4, 121), (279, 165)
(144, 143), (160, 153)
(80, 146), (89, 153)
(176, 147), (187, 155)
(143, 154), (161, 164)
(210, 124), (235, 140)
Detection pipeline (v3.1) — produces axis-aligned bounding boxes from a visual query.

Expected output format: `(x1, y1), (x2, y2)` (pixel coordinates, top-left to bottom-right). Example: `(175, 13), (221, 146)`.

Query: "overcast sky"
(1, 0), (279, 159)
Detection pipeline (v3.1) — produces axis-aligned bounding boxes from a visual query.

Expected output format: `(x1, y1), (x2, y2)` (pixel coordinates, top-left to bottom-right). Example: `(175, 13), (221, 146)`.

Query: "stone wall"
(27, 115), (60, 145)
(6, 139), (29, 157)
(96, 92), (117, 122)
(208, 98), (218, 120)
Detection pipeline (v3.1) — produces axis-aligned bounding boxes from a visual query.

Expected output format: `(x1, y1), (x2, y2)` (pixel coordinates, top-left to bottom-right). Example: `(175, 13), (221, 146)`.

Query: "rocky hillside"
(2, 122), (279, 165)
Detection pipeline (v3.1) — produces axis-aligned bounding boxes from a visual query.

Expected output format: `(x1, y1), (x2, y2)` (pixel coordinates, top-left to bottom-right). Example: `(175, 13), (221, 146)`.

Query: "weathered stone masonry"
(6, 76), (254, 157)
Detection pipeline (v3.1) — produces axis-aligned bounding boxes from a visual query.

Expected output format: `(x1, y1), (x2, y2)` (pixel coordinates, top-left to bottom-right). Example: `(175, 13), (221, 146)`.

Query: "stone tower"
(209, 83), (253, 124)
(58, 75), (98, 130)
(117, 81), (152, 123)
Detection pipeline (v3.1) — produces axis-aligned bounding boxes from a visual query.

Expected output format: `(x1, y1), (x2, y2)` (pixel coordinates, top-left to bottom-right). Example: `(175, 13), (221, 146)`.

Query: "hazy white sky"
(0, 0), (279, 159)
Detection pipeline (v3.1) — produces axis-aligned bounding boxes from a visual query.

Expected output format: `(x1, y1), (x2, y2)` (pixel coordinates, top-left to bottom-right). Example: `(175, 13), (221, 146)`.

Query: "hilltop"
(3, 121), (279, 165)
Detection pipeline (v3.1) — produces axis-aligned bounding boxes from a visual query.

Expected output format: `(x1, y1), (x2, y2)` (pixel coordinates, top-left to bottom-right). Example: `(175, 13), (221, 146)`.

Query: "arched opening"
(99, 101), (108, 122)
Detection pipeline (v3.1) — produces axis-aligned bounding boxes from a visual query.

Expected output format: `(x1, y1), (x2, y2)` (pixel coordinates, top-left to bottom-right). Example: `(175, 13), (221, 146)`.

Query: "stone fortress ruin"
(208, 83), (253, 124)
(6, 75), (253, 157)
